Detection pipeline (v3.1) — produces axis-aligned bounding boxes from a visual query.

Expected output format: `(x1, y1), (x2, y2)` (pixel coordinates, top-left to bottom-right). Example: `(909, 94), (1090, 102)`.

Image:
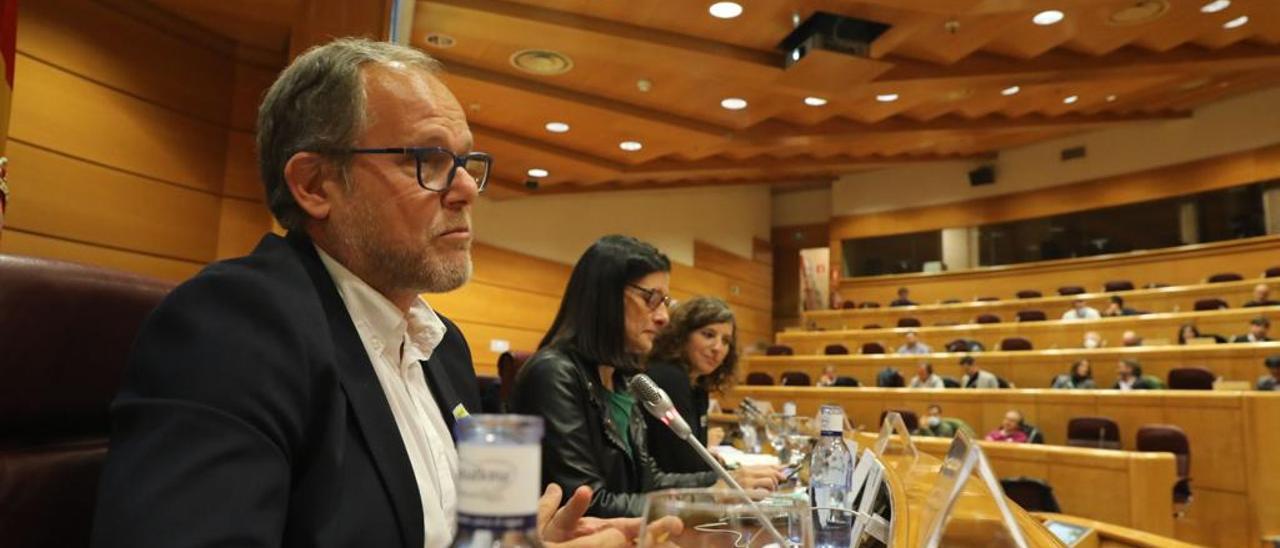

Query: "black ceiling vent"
(778, 12), (891, 65)
(1061, 146), (1087, 161)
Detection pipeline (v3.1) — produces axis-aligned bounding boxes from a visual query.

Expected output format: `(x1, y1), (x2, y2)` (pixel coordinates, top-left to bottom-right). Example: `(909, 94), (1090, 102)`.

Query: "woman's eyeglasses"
(628, 284), (675, 311)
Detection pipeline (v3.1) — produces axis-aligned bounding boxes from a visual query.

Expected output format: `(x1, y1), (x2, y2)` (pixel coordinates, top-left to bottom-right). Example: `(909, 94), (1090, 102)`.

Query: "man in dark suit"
(90, 38), (657, 548)
(1233, 316), (1272, 343)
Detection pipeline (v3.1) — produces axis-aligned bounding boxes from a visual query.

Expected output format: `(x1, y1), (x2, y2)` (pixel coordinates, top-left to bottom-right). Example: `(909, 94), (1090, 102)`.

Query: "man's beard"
(340, 199), (472, 294)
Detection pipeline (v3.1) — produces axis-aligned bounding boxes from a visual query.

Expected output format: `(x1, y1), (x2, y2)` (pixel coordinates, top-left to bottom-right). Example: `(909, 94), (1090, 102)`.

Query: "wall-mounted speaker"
(968, 165), (996, 186)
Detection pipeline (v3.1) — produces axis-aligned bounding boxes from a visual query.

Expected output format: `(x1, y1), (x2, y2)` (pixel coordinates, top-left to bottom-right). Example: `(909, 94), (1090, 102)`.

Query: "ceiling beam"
(620, 152), (995, 178)
(733, 110), (1191, 145)
(523, 175), (840, 196)
(878, 43), (1280, 84)
(471, 123), (629, 172)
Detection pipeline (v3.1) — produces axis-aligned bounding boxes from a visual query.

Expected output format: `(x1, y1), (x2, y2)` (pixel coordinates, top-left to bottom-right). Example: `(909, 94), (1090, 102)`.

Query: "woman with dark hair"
(1177, 323), (1201, 345)
(1051, 359), (1096, 389)
(511, 236), (775, 518)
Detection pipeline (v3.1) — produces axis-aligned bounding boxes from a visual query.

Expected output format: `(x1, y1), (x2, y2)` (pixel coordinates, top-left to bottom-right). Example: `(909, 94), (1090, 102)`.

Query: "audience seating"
(477, 376), (502, 413)
(999, 337), (1033, 351)
(944, 339), (970, 352)
(745, 372), (774, 386)
(1059, 286), (1086, 296)
(860, 342), (886, 354)
(1016, 290), (1043, 299)
(833, 376), (860, 387)
(0, 254), (175, 547)
(941, 376), (961, 388)
(765, 344), (794, 356)
(822, 343), (849, 355)
(878, 409), (919, 431)
(1266, 266), (1280, 278)
(875, 368), (905, 387)
(861, 323), (882, 329)
(940, 298), (962, 304)
(840, 301), (856, 309)
(497, 350), (533, 409)
(1000, 478), (1062, 513)
(1167, 367), (1216, 390)
(1136, 425), (1194, 510)
(896, 317), (921, 328)
(975, 296), (999, 302)
(1104, 280), (1135, 292)
(1066, 417), (1122, 450)
(780, 371), (811, 386)
(1194, 298), (1229, 310)
(1207, 273), (1243, 283)
(975, 313), (1001, 324)
(1015, 309), (1047, 322)
(859, 302), (880, 309)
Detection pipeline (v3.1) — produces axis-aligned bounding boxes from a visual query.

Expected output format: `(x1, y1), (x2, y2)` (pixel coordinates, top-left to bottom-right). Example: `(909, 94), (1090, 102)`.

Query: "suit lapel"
(288, 234), (423, 548)
(422, 352), (462, 438)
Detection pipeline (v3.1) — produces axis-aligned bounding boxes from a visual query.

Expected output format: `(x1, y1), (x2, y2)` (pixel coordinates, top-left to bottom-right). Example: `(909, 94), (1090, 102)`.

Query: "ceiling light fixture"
(1200, 0), (1230, 13)
(804, 96), (828, 106)
(1001, 85), (1021, 96)
(1063, 95), (1079, 104)
(527, 168), (549, 178)
(1223, 15), (1248, 29)
(1106, 94), (1117, 102)
(1033, 10), (1065, 25)
(708, 2), (743, 19)
(544, 122), (570, 133)
(875, 93), (899, 103)
(720, 97), (748, 110)
(619, 141), (643, 152)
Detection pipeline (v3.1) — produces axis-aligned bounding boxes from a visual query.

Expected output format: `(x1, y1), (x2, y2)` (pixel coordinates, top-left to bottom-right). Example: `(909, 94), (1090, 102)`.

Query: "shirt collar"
(314, 245), (447, 365)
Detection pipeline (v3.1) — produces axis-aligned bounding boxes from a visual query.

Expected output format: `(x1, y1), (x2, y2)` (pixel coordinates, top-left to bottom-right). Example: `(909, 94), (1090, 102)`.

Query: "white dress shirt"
(316, 246), (458, 548)
(1061, 307), (1101, 321)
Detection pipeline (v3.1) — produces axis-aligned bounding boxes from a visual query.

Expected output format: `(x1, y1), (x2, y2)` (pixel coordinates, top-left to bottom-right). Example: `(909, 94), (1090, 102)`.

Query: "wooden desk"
(778, 306), (1280, 356)
(806, 278), (1271, 331)
(742, 342), (1280, 389)
(1031, 513), (1205, 548)
(834, 234), (1280, 306)
(718, 387), (1280, 547)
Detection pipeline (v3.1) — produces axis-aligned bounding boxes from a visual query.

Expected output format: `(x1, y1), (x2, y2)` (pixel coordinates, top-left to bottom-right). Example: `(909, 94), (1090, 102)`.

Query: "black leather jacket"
(511, 346), (718, 517)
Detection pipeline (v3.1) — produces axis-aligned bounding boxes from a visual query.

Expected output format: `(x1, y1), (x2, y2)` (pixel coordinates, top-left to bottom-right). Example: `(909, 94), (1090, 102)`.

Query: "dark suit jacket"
(643, 360), (711, 474)
(91, 233), (480, 548)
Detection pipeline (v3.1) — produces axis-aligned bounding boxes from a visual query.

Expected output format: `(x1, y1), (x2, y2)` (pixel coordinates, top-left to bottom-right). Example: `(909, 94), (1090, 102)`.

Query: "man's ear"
(283, 152), (340, 221)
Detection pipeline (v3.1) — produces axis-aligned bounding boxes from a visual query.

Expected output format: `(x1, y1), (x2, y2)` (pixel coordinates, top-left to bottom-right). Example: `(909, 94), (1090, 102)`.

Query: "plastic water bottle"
(451, 415), (544, 548)
(809, 405), (854, 535)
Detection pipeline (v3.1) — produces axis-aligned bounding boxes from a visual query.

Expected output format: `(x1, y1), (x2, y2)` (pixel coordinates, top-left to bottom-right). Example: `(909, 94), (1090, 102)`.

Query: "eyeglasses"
(628, 284), (676, 311)
(342, 147), (492, 193)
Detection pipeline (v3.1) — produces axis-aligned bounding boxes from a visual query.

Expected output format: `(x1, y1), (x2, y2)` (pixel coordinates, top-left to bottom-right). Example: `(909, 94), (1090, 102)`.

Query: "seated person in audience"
(876, 367), (905, 387)
(1082, 330), (1104, 349)
(1062, 298), (1101, 321)
(512, 236), (778, 518)
(1051, 359), (1097, 389)
(960, 355), (999, 389)
(0, 157), (7, 233)
(1176, 323), (1201, 345)
(1113, 359), (1160, 390)
(1103, 295), (1140, 317)
(914, 404), (976, 438)
(1121, 330), (1143, 347)
(1243, 284), (1279, 308)
(816, 364), (837, 387)
(1258, 355), (1280, 391)
(1232, 316), (1272, 343)
(908, 362), (945, 389)
(896, 330), (932, 355)
(889, 286), (917, 307)
(984, 410), (1030, 443)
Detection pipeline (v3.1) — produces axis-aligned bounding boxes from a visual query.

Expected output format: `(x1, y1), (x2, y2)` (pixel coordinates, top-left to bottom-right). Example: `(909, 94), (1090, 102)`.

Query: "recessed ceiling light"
(1200, 0), (1230, 13)
(804, 96), (828, 106)
(1063, 95), (1079, 104)
(1033, 10), (1065, 26)
(619, 141), (643, 152)
(1001, 85), (1021, 96)
(1106, 94), (1117, 102)
(1108, 0), (1169, 26)
(875, 93), (899, 103)
(527, 168), (549, 178)
(708, 2), (743, 19)
(424, 33), (456, 49)
(510, 49), (574, 76)
(544, 122), (570, 133)
(1223, 15), (1248, 29)
(720, 97), (748, 110)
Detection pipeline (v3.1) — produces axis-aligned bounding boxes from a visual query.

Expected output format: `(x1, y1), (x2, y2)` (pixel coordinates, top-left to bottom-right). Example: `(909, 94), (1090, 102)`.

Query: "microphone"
(628, 374), (791, 547)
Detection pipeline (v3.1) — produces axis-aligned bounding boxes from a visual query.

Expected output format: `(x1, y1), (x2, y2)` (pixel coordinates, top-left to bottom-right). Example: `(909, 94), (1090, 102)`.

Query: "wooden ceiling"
(413, 0), (1280, 198)
(139, 0), (1280, 199)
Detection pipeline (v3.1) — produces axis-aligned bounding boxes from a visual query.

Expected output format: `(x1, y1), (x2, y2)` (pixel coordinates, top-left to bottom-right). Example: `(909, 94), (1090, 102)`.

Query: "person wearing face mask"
(914, 404), (975, 438)
(512, 236), (778, 518)
(643, 297), (784, 485)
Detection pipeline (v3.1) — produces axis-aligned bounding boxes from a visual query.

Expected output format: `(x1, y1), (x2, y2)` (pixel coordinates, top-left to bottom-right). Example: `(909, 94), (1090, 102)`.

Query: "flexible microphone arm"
(628, 374), (793, 547)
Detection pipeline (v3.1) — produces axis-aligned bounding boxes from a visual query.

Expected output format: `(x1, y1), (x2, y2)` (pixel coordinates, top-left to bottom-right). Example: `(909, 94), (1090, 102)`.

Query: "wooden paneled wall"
(0, 0), (276, 280)
(724, 387), (1280, 547)
(835, 234), (1280, 306)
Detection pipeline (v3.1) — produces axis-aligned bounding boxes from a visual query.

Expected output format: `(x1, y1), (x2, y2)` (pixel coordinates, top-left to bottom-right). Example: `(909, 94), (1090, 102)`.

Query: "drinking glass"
(639, 488), (811, 547)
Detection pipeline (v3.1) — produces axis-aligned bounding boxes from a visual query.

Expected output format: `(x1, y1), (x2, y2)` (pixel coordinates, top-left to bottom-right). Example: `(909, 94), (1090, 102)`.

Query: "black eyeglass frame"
(339, 147), (492, 193)
(628, 283), (676, 311)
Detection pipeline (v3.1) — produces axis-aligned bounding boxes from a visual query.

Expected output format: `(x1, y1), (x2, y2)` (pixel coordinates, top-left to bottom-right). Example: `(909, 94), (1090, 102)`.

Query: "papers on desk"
(712, 446), (780, 468)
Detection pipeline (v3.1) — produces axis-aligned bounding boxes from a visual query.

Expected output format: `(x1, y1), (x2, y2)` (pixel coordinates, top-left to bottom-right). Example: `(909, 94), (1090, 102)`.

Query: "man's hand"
(536, 484), (684, 547)
(730, 464), (786, 491)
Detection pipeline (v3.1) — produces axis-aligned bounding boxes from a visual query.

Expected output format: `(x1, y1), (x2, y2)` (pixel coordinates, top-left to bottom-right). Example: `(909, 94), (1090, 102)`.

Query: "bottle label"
(457, 444), (540, 516)
(820, 412), (844, 435)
